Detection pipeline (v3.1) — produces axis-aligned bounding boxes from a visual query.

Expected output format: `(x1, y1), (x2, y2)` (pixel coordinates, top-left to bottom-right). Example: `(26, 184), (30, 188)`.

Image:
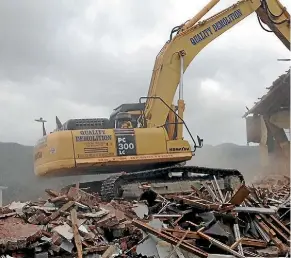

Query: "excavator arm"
(143, 0), (290, 129)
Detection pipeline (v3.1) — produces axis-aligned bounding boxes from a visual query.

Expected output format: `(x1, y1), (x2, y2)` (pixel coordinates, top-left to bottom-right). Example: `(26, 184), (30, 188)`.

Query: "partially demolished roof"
(243, 69), (290, 118)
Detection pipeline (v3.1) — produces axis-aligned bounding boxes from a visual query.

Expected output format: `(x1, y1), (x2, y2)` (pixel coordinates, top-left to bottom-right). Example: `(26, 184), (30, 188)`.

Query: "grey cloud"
(0, 2), (82, 84)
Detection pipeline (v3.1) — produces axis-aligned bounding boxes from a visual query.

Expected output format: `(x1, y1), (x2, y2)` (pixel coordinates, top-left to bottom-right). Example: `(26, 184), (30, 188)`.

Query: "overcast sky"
(0, 0), (289, 146)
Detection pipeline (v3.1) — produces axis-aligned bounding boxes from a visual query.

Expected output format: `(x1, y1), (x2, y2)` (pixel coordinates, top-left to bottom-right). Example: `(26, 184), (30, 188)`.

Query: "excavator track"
(100, 164), (244, 202)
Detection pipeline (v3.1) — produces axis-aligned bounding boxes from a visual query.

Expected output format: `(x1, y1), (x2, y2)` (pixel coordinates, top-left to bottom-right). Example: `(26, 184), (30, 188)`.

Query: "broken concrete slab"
(0, 217), (42, 252)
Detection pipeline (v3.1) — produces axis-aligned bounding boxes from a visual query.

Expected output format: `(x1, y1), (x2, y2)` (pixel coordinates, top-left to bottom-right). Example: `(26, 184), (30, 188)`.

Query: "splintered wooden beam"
(132, 219), (208, 258)
(196, 228), (246, 258)
(46, 201), (75, 223)
(71, 208), (83, 258)
(230, 184), (250, 205)
(170, 196), (220, 210)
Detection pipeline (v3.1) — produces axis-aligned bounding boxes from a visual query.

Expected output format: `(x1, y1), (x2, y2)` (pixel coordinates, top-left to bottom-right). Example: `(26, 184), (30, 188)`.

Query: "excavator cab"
(109, 103), (144, 128)
(115, 112), (133, 129)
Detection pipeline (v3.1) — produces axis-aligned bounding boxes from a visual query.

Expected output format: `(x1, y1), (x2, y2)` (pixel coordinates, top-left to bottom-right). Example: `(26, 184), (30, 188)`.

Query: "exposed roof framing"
(243, 69), (290, 118)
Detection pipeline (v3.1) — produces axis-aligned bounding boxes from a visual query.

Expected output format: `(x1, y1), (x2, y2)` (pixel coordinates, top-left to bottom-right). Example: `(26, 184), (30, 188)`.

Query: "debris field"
(0, 176), (290, 258)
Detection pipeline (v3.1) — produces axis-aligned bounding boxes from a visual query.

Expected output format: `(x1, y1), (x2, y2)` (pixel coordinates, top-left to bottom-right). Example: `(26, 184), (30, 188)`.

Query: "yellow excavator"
(34, 0), (290, 201)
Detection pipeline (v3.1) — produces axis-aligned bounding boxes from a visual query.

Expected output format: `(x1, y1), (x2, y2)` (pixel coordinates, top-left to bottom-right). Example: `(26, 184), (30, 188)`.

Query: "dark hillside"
(0, 142), (83, 204)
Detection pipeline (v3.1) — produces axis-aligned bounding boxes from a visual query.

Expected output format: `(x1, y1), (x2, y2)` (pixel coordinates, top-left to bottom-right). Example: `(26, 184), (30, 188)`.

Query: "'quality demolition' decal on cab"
(75, 129), (112, 142)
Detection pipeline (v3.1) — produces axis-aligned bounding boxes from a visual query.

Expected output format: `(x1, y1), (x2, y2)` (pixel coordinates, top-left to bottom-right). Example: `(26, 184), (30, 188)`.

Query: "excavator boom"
(144, 0), (290, 128)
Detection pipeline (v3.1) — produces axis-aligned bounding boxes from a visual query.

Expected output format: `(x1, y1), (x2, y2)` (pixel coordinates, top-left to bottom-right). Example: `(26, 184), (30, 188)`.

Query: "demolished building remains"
(0, 175), (289, 258)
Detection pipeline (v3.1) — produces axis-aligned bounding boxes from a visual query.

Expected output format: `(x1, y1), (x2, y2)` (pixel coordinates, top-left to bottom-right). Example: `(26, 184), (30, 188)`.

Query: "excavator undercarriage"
(73, 163), (244, 202)
(100, 165), (244, 201)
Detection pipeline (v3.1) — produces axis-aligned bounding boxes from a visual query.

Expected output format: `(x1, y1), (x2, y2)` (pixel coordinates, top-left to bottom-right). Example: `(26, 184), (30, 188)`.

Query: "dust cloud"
(187, 143), (262, 183)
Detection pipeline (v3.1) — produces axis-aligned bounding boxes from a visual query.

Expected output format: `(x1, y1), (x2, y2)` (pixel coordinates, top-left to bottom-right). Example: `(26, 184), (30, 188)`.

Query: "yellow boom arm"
(144, 0), (290, 129)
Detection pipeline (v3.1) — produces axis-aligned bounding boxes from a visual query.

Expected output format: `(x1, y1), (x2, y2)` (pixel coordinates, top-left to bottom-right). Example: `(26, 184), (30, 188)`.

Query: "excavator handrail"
(139, 96), (200, 153)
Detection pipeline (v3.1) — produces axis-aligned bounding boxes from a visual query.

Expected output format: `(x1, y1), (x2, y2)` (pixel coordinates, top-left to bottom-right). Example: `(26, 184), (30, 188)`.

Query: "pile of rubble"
(0, 176), (289, 258)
